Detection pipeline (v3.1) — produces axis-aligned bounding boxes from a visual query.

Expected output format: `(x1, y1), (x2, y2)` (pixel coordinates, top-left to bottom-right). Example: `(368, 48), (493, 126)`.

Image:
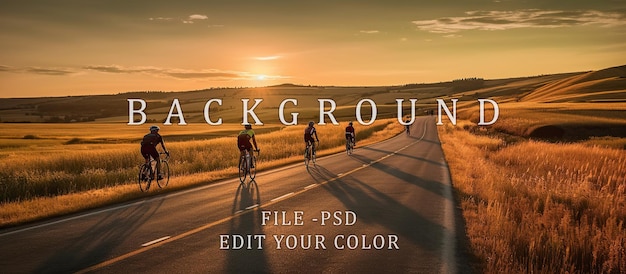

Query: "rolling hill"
(1, 65), (625, 141)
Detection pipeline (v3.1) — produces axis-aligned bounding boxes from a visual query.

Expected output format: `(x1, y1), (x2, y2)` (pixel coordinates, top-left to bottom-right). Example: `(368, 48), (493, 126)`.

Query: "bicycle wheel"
(157, 160), (170, 188)
(138, 164), (152, 192)
(238, 155), (247, 183)
(346, 141), (351, 155)
(249, 154), (257, 180)
(304, 146), (310, 169)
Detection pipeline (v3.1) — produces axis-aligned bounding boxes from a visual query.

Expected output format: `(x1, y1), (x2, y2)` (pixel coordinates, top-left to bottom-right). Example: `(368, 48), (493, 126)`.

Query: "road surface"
(0, 116), (474, 273)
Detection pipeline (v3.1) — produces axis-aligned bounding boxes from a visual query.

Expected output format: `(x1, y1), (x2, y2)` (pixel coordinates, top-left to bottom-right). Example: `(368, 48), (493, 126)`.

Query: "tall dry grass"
(438, 123), (625, 273)
(0, 120), (399, 203)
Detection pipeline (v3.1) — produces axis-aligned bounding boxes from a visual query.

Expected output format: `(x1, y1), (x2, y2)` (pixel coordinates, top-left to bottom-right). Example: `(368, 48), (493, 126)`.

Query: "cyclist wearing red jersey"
(304, 121), (319, 156)
(345, 121), (355, 146)
(237, 124), (258, 167)
(141, 125), (169, 180)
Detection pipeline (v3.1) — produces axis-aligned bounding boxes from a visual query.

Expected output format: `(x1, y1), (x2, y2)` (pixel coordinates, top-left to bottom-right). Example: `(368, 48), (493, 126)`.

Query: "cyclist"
(345, 121), (355, 147)
(141, 125), (169, 180)
(304, 121), (319, 157)
(404, 118), (412, 135)
(237, 124), (258, 167)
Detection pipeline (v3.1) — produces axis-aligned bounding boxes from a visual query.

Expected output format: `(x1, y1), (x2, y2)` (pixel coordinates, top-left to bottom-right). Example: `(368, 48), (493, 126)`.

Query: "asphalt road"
(0, 116), (474, 273)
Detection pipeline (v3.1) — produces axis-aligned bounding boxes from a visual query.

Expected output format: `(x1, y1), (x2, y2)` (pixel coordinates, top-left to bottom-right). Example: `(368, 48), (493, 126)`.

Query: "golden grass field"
(0, 119), (403, 227)
(436, 65), (626, 273)
(439, 122), (625, 273)
(1, 65), (625, 272)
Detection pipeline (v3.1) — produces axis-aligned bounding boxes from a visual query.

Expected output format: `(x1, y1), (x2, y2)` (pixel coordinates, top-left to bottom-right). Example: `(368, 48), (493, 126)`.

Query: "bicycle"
(138, 152), (170, 192)
(405, 126), (411, 136)
(346, 138), (354, 155)
(304, 140), (318, 170)
(239, 149), (259, 183)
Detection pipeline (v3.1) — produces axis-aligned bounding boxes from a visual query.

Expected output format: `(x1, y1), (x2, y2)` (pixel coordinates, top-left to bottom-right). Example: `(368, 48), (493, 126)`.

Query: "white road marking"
(141, 236), (171, 247)
(0, 179), (233, 238)
(3, 118), (431, 239)
(77, 117), (435, 273)
(271, 192), (295, 202)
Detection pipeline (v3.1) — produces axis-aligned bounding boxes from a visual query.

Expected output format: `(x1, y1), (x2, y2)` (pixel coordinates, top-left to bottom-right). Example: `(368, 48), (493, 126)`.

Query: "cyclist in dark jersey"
(345, 121), (355, 146)
(405, 119), (411, 135)
(237, 124), (258, 167)
(141, 125), (169, 180)
(304, 121), (319, 156)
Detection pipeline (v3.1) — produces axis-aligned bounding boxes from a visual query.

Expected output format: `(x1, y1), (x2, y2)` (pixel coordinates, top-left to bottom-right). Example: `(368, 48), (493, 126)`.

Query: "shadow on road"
(320, 170), (445, 252)
(348, 153), (451, 202)
(360, 146), (448, 168)
(232, 180), (261, 213)
(226, 179), (270, 272)
(307, 164), (336, 183)
(35, 199), (165, 273)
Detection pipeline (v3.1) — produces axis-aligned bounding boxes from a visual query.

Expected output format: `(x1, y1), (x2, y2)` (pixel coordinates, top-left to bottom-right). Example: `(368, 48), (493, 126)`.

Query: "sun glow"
(256, 75), (267, 80)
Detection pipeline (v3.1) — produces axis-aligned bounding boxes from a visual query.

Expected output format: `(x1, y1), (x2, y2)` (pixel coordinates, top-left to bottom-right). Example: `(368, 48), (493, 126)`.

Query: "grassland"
(0, 119), (403, 227)
(1, 65), (625, 272)
(436, 66), (626, 273)
(439, 122), (625, 273)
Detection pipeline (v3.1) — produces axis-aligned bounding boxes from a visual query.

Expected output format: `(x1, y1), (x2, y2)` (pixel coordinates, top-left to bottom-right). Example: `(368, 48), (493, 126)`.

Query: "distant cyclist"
(304, 121), (319, 156)
(405, 119), (411, 135)
(345, 121), (355, 146)
(237, 124), (259, 167)
(141, 125), (169, 180)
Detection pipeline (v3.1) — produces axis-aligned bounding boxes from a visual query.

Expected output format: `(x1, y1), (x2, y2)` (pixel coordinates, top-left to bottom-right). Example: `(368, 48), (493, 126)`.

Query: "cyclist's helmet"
(308, 121), (314, 127)
(150, 125), (160, 132)
(244, 124), (252, 129)
(349, 121), (353, 126)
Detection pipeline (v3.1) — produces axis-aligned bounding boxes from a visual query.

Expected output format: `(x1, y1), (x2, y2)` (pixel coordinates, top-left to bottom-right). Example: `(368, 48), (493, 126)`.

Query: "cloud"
(26, 67), (75, 76)
(1, 64), (287, 81)
(164, 71), (240, 79)
(149, 17), (174, 21)
(412, 9), (626, 34)
(83, 65), (132, 73)
(188, 14), (208, 20)
(84, 64), (284, 81)
(253, 56), (281, 61)
(183, 14), (208, 24)
(0, 65), (75, 76)
(359, 30), (380, 34)
(149, 14), (209, 24)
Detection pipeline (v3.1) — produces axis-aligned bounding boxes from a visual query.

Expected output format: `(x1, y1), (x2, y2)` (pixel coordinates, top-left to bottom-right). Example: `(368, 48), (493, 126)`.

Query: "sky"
(1, 0), (625, 98)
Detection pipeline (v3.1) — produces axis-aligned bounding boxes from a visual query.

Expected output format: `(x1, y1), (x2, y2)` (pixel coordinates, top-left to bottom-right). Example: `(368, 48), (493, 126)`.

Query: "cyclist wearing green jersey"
(237, 124), (259, 167)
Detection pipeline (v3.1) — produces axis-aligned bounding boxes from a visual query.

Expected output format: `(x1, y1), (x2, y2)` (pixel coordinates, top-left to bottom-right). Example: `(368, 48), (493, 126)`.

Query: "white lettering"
(203, 99), (223, 125)
(356, 99), (377, 125)
(164, 99), (187, 125)
(436, 98), (458, 126)
(127, 99), (147, 125)
(318, 99), (338, 125)
(397, 99), (417, 125)
(477, 99), (500, 125)
(242, 98), (264, 125)
(279, 99), (299, 125)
